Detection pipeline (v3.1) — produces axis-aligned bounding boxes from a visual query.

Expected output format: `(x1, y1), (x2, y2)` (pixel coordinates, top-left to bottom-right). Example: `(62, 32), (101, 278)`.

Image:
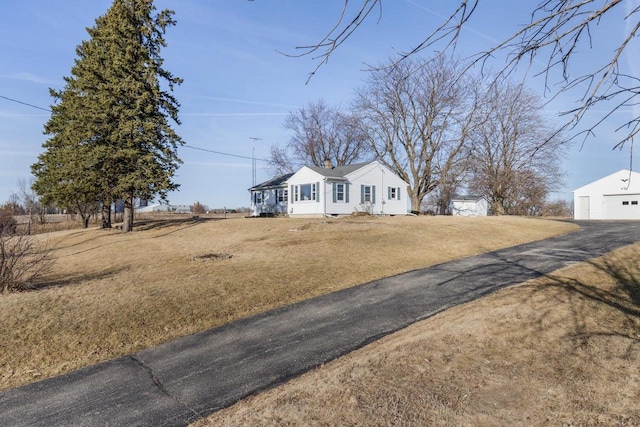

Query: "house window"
(632, 201), (638, 205)
(300, 184), (312, 201)
(360, 185), (377, 204)
(363, 185), (372, 202)
(623, 201), (630, 206)
(332, 182), (349, 203)
(388, 186), (401, 200)
(278, 189), (288, 203)
(295, 183), (319, 202)
(254, 192), (263, 204)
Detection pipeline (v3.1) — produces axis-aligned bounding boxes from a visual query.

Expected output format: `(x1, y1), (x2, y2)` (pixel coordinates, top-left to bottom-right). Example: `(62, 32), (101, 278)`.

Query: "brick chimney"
(324, 158), (333, 169)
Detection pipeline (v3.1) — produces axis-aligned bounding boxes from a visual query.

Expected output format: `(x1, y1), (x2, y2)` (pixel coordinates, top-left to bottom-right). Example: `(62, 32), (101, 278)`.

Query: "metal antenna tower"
(249, 137), (262, 186)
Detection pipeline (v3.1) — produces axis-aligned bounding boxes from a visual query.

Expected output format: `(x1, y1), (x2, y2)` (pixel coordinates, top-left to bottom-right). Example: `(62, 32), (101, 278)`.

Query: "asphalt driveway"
(1, 220), (639, 426)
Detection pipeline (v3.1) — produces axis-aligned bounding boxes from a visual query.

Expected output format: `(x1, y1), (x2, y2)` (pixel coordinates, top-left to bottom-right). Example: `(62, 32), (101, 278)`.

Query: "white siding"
(573, 169), (640, 219)
(451, 198), (488, 216)
(324, 181), (353, 215)
(343, 162), (408, 216)
(287, 167), (324, 217)
(250, 188), (288, 216)
(287, 161), (409, 217)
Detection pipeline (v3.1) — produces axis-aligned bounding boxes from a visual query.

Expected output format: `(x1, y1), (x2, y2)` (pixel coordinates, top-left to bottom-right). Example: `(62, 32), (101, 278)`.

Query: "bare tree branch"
(1, 228), (53, 293)
(355, 56), (479, 211)
(279, 0), (382, 83)
(294, 0), (640, 147)
(468, 81), (565, 215)
(270, 99), (371, 173)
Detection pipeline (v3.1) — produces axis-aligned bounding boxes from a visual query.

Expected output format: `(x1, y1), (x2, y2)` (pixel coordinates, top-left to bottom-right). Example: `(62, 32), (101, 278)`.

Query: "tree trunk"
(83, 216), (90, 229)
(409, 192), (422, 214)
(491, 200), (506, 215)
(101, 203), (111, 229)
(437, 199), (448, 215)
(122, 195), (134, 233)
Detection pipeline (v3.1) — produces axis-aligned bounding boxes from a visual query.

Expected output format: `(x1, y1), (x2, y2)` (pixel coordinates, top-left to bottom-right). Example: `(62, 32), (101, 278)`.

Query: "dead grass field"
(0, 216), (575, 392)
(197, 242), (640, 427)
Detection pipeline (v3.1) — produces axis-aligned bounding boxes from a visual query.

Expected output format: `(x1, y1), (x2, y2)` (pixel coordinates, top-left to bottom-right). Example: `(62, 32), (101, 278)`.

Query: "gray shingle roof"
(249, 161), (376, 191)
(307, 161), (373, 179)
(249, 173), (294, 191)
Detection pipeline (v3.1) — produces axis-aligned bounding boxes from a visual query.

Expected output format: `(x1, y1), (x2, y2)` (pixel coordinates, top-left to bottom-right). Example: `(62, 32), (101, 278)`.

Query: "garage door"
(603, 194), (640, 219)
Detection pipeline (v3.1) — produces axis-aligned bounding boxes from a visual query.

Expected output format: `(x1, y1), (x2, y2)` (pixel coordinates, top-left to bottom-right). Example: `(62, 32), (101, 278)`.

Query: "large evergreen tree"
(32, 0), (183, 232)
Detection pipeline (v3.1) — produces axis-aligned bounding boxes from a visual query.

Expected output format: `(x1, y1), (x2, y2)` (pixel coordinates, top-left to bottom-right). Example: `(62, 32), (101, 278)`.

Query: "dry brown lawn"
(197, 241), (640, 427)
(0, 215), (574, 392)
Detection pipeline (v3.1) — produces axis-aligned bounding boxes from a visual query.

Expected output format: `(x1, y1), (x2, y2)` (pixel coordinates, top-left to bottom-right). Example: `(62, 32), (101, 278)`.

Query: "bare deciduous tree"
(0, 210), (18, 235)
(294, 0), (639, 147)
(355, 56), (479, 212)
(432, 154), (471, 215)
(468, 81), (565, 215)
(541, 198), (573, 217)
(270, 100), (370, 174)
(269, 145), (297, 176)
(17, 178), (47, 235)
(2, 194), (25, 216)
(0, 229), (52, 293)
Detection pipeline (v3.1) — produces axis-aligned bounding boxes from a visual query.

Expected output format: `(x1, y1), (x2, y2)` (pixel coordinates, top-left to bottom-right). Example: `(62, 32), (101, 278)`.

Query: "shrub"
(0, 230), (52, 293)
(0, 209), (17, 235)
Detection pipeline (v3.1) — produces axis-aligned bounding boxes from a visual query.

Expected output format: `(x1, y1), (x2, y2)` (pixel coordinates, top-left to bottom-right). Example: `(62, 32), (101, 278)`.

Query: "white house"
(573, 169), (640, 220)
(249, 160), (409, 217)
(249, 173), (293, 217)
(449, 195), (489, 217)
(288, 160), (408, 217)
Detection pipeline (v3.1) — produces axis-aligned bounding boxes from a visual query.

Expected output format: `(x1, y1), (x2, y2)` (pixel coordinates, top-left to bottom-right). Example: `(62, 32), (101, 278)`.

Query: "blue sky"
(1, 0), (637, 209)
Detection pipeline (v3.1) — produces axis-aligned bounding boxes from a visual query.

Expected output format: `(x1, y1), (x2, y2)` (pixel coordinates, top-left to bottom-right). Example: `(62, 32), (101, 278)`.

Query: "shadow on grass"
(133, 217), (222, 237)
(55, 217), (223, 256)
(533, 254), (640, 357)
(29, 265), (130, 291)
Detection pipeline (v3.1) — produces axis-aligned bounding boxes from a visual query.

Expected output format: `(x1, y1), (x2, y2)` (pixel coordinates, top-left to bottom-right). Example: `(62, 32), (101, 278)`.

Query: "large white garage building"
(573, 169), (640, 220)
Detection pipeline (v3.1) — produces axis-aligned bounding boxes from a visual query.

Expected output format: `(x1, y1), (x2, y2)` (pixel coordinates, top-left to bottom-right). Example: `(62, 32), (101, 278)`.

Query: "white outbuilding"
(449, 195), (489, 217)
(573, 169), (640, 220)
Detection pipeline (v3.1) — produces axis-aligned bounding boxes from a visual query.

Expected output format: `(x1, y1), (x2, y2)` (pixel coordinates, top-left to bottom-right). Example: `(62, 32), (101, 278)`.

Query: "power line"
(183, 144), (268, 162)
(0, 95), (51, 112)
(0, 93), (270, 162)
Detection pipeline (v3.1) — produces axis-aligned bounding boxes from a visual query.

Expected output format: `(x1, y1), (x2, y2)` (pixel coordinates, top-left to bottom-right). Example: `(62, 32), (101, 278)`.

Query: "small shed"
(450, 195), (488, 217)
(573, 169), (640, 220)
